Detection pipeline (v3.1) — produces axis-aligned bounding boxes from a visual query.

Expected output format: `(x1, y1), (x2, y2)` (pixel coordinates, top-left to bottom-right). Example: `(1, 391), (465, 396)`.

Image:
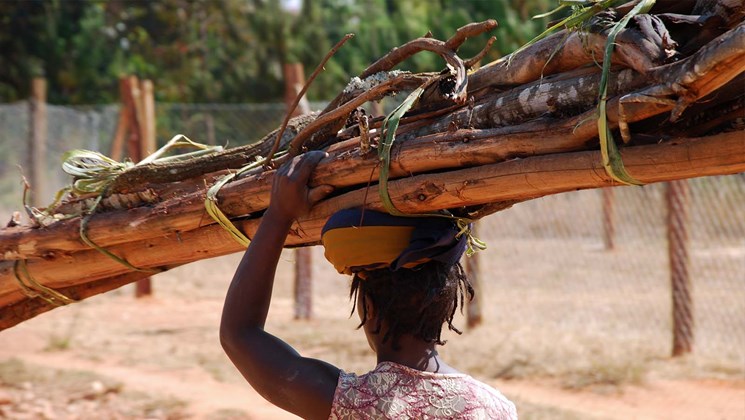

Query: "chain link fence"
(1, 102), (743, 417)
(0, 101), (328, 208)
(469, 181), (745, 366)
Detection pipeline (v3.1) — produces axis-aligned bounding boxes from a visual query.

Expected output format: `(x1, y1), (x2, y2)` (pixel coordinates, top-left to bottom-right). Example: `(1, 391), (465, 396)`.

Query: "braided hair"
(350, 260), (474, 350)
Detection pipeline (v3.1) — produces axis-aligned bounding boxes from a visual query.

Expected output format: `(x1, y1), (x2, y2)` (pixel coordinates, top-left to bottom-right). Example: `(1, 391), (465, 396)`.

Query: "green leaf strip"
(596, 0), (654, 185)
(56, 135), (223, 272)
(378, 84), (486, 256)
(13, 259), (77, 306)
(510, 0), (627, 65)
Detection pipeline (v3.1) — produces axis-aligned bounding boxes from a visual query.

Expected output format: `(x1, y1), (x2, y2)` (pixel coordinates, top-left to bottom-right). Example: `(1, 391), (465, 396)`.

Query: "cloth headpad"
(321, 208), (467, 275)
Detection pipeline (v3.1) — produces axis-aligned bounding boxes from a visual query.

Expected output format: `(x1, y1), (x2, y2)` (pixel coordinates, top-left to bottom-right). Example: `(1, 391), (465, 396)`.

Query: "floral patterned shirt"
(329, 362), (517, 419)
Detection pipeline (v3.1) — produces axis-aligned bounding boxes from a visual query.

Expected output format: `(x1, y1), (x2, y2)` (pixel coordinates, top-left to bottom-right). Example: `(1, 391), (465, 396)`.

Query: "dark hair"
(350, 261), (474, 350)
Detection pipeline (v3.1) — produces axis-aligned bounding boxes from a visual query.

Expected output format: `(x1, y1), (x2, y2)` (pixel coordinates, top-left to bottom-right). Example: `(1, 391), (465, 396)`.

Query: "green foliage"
(0, 0), (555, 104)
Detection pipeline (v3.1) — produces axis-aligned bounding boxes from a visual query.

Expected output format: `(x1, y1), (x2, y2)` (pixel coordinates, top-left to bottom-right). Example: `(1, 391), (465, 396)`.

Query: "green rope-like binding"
(58, 135), (223, 271)
(597, 0), (654, 185)
(378, 85), (486, 257)
(13, 260), (77, 306)
(507, 0), (627, 66)
(204, 150), (289, 248)
(79, 186), (159, 273)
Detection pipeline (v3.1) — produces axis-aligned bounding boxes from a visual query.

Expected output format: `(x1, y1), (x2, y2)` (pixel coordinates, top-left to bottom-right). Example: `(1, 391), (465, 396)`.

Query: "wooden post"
(121, 75), (153, 298)
(667, 180), (693, 356)
(284, 62), (314, 320)
(283, 62), (310, 115)
(122, 76), (143, 162)
(465, 223), (483, 328)
(110, 77), (131, 161)
(27, 78), (47, 207)
(601, 187), (615, 250)
(139, 79), (156, 157)
(136, 79), (156, 298)
(205, 114), (216, 146)
(294, 246), (313, 320)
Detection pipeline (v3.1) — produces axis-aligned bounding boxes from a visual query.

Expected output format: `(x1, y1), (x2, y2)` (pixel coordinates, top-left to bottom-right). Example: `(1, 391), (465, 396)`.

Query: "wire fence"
(0, 101), (327, 208)
(1, 102), (743, 417)
(471, 181), (745, 364)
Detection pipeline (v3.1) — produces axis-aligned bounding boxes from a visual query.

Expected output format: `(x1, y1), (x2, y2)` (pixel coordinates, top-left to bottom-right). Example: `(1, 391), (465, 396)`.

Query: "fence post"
(667, 180), (693, 356)
(120, 75), (153, 298)
(601, 188), (615, 250)
(122, 76), (143, 162)
(139, 79), (156, 157)
(205, 114), (216, 146)
(27, 77), (47, 207)
(465, 222), (483, 328)
(284, 62), (313, 320)
(110, 77), (131, 161)
(134, 78), (157, 298)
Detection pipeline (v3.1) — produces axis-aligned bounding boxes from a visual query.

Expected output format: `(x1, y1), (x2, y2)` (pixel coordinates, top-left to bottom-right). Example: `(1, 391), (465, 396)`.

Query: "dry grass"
(0, 358), (189, 419)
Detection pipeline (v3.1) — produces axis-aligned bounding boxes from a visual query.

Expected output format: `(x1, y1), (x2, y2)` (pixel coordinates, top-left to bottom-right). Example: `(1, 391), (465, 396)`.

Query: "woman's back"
(330, 361), (517, 419)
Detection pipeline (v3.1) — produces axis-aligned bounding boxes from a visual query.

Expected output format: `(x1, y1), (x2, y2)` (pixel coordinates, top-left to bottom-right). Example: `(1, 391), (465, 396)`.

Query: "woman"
(220, 151), (517, 419)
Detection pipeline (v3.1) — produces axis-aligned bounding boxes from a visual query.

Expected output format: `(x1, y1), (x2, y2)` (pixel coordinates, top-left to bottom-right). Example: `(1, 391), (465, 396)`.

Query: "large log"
(1, 130), (743, 318)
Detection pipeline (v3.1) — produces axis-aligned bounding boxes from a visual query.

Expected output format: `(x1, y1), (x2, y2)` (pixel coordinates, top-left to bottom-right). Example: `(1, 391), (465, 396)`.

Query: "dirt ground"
(1, 242), (744, 419)
(1, 185), (744, 419)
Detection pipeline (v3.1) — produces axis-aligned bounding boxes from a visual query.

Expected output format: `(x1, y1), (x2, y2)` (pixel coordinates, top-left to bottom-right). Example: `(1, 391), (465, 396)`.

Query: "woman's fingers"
(268, 151), (331, 220)
(291, 151), (328, 182)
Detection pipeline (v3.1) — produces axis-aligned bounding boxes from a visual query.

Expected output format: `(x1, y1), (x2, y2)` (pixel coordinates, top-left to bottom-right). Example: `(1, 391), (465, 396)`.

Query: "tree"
(0, 0), (553, 104)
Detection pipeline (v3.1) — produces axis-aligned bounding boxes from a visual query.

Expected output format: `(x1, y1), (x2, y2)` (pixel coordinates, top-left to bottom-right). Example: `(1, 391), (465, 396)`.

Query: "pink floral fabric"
(329, 362), (517, 419)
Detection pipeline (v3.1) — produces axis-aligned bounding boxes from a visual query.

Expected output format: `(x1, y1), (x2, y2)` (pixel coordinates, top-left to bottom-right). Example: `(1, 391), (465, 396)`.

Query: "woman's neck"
(374, 335), (460, 374)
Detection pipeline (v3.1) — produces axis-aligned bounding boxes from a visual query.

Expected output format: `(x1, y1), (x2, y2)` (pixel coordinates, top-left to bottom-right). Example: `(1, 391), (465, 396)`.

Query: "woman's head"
(350, 260), (473, 351)
(321, 208), (477, 351)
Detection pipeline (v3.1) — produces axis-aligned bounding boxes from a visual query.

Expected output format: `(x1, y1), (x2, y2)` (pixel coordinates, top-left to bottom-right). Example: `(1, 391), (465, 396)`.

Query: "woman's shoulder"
(460, 375), (517, 409)
(330, 363), (517, 419)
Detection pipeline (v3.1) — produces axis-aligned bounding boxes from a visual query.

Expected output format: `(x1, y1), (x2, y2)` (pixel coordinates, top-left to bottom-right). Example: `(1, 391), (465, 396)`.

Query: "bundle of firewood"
(1, 0), (743, 329)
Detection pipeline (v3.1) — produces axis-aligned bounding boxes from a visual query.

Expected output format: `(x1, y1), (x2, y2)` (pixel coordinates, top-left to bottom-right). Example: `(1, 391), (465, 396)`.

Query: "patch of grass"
(512, 396), (603, 420)
(208, 408), (251, 419)
(0, 359), (47, 385)
(44, 334), (73, 351)
(122, 391), (189, 419)
(0, 358), (123, 400)
(561, 360), (647, 393)
(196, 353), (234, 383)
(648, 353), (745, 381)
(44, 310), (80, 352)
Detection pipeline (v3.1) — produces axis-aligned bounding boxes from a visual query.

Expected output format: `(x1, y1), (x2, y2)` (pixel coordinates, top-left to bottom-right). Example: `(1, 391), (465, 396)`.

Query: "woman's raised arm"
(219, 151), (338, 420)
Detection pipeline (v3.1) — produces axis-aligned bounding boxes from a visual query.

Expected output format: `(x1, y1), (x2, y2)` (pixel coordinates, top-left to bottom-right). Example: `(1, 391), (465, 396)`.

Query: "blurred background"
(0, 0), (544, 104)
(1, 1), (743, 419)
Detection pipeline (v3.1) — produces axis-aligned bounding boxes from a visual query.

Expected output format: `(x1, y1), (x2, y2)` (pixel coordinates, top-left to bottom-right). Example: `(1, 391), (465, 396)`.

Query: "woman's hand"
(266, 150), (334, 222)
